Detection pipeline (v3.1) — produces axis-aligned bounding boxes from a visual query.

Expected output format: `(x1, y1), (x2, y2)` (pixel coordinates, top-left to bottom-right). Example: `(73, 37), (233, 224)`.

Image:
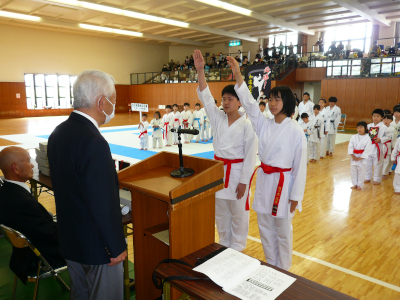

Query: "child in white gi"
(300, 113), (311, 163)
(348, 121), (371, 190)
(297, 92), (314, 126)
(138, 114), (149, 150)
(391, 105), (400, 149)
(383, 115), (394, 178)
(391, 136), (400, 194)
(365, 109), (388, 185)
(318, 98), (328, 159)
(192, 103), (203, 143)
(172, 104), (182, 145)
(309, 105), (324, 163)
(227, 54), (307, 271)
(259, 101), (274, 119)
(163, 105), (173, 147)
(181, 103), (193, 143)
(194, 50), (257, 252)
(325, 97), (341, 156)
(200, 107), (210, 141)
(150, 111), (163, 149)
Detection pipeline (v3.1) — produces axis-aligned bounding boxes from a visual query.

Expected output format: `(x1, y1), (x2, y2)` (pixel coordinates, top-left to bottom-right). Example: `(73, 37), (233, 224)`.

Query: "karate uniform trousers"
(163, 125), (173, 146)
(139, 134), (148, 149)
(365, 149), (384, 183)
(383, 141), (392, 176)
(201, 120), (210, 140)
(394, 173), (400, 193)
(351, 164), (367, 189)
(309, 141), (320, 161)
(153, 136), (163, 148)
(327, 133), (336, 154)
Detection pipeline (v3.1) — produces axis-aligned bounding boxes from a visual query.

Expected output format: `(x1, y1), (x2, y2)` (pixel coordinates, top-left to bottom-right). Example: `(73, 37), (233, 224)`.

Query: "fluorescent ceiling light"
(196, 0), (252, 16)
(48, 0), (188, 27)
(79, 23), (143, 37)
(0, 10), (41, 21)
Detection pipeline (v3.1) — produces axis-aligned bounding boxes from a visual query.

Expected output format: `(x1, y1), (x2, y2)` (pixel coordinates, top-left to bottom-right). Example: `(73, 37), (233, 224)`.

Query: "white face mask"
(101, 96), (115, 124)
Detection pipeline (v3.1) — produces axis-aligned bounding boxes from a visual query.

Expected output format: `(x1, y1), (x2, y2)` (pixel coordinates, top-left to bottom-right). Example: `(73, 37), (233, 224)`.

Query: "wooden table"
(29, 170), (134, 300)
(156, 243), (357, 300)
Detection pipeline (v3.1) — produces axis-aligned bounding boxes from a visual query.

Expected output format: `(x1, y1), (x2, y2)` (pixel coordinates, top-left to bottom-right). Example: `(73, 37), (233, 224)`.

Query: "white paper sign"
(131, 103), (149, 112)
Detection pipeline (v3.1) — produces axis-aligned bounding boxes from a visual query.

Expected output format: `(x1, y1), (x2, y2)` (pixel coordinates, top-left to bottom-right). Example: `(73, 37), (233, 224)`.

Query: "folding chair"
(0, 224), (70, 300)
(338, 114), (347, 132)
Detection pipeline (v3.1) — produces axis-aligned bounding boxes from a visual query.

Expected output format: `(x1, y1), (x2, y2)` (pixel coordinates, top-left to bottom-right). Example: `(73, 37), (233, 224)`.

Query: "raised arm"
(194, 49), (207, 92)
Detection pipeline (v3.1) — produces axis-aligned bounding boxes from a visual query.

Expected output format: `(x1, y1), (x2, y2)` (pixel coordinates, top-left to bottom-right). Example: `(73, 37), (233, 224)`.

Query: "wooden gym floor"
(1, 114), (400, 300)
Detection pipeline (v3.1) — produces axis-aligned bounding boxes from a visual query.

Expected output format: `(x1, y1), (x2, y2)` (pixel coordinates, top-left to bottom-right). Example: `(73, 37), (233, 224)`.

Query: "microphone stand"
(170, 131), (195, 178)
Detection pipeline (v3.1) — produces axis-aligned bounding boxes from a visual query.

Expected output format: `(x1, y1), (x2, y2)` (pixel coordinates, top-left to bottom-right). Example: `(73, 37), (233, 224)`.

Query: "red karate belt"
(353, 149), (364, 154)
(138, 130), (148, 138)
(247, 162), (292, 215)
(174, 118), (180, 126)
(183, 119), (189, 128)
(214, 155), (244, 190)
(384, 140), (392, 159)
(163, 122), (169, 139)
(372, 140), (381, 161)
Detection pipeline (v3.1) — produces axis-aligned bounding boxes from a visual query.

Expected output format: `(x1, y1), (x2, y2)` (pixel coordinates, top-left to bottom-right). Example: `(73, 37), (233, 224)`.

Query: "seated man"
(0, 146), (65, 283)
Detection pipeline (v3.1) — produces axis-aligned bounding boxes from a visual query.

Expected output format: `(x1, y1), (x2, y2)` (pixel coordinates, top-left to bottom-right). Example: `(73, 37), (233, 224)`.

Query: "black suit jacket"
(0, 181), (65, 283)
(47, 112), (126, 265)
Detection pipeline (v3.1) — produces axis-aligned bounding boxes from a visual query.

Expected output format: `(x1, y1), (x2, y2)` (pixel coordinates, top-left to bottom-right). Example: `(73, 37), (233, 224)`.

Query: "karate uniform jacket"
(308, 113), (324, 143)
(181, 110), (193, 129)
(348, 134), (371, 166)
(326, 105), (341, 134)
(197, 86), (257, 201)
(171, 111), (181, 128)
(367, 122), (389, 158)
(391, 139), (400, 174)
(391, 120), (400, 150)
(298, 100), (314, 119)
(150, 119), (163, 138)
(192, 110), (204, 128)
(235, 83), (308, 218)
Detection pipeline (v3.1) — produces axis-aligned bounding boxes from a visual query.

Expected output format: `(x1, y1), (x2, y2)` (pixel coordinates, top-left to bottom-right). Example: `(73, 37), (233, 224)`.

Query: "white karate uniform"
(365, 122), (388, 183)
(192, 110), (204, 142)
(308, 113), (324, 161)
(181, 110), (193, 142)
(200, 108), (210, 140)
(297, 100), (314, 125)
(171, 111), (182, 144)
(391, 120), (400, 150)
(292, 105), (298, 120)
(197, 85), (257, 252)
(325, 105), (341, 154)
(235, 83), (307, 271)
(391, 139), (400, 192)
(383, 126), (393, 175)
(348, 134), (371, 188)
(138, 121), (149, 149)
(150, 118), (163, 148)
(319, 107), (329, 158)
(162, 112), (173, 146)
(300, 122), (311, 163)
(262, 110), (274, 120)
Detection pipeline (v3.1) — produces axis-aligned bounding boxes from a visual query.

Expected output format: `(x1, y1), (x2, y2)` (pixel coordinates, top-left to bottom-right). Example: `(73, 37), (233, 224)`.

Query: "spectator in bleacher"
(271, 43), (277, 56)
(288, 42), (294, 55)
(162, 65), (170, 72)
(235, 55), (241, 63)
(338, 41), (344, 52)
(345, 40), (352, 58)
(328, 42), (337, 52)
(278, 41), (284, 54)
(242, 56), (249, 66)
(370, 41), (381, 57)
(185, 56), (190, 63)
(315, 37), (324, 52)
(168, 59), (175, 68)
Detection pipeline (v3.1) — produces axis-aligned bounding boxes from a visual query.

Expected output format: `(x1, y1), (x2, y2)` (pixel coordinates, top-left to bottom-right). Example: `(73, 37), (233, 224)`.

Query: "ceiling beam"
(276, 5), (342, 18)
(214, 20), (256, 29)
(185, 11), (226, 22)
(146, 1), (188, 14)
(370, 2), (400, 10)
(199, 16), (242, 26)
(167, 30), (197, 37)
(289, 10), (354, 22)
(0, 0), (16, 9)
(308, 19), (369, 29)
(249, 0), (288, 9)
(330, 0), (390, 26)
(262, 0), (330, 14)
(298, 15), (363, 26)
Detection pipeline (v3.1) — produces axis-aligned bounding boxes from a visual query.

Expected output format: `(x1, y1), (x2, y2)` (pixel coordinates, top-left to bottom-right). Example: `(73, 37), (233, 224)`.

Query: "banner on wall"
(245, 65), (272, 103)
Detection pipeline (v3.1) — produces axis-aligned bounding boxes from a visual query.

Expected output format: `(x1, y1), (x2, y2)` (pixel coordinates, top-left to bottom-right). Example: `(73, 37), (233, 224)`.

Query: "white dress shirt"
(73, 110), (99, 130)
(5, 179), (31, 193)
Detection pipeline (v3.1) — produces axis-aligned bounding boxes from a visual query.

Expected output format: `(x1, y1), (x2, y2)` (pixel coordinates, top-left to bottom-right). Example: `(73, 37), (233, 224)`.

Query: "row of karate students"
(137, 103), (215, 150)
(348, 107), (400, 193)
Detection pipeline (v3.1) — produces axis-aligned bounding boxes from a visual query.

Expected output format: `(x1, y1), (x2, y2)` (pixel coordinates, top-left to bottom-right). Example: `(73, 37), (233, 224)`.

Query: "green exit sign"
(229, 40), (241, 47)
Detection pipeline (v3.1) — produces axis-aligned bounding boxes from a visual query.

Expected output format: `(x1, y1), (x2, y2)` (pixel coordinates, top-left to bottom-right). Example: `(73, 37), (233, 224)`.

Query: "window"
(24, 73), (77, 109)
(267, 33), (299, 55)
(324, 23), (372, 53)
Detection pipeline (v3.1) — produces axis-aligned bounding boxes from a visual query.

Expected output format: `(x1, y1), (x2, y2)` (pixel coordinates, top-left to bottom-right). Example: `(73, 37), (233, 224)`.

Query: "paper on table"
(224, 265), (297, 300)
(193, 248), (261, 288)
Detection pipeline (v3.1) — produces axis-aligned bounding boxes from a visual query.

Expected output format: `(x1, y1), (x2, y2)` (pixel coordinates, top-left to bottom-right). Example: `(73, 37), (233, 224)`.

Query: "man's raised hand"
(226, 56), (240, 75)
(193, 50), (205, 71)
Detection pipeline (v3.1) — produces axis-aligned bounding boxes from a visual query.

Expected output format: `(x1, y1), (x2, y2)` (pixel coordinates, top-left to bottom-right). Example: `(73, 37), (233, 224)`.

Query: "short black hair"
(329, 97), (338, 103)
(314, 104), (320, 110)
(259, 101), (266, 107)
(142, 113), (147, 117)
(393, 105), (400, 113)
(384, 109), (391, 115)
(269, 86), (295, 117)
(166, 105), (172, 109)
(173, 104), (178, 108)
(301, 113), (309, 119)
(214, 99), (217, 104)
(184, 102), (190, 107)
(222, 85), (239, 100)
(319, 98), (326, 103)
(303, 92), (310, 97)
(195, 103), (201, 107)
(372, 109), (384, 117)
(356, 121), (368, 134)
(384, 114), (393, 121)
(154, 111), (161, 118)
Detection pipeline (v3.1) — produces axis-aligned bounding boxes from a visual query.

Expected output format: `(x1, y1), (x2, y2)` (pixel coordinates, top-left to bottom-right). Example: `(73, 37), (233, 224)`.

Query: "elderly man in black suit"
(47, 70), (126, 300)
(0, 146), (65, 283)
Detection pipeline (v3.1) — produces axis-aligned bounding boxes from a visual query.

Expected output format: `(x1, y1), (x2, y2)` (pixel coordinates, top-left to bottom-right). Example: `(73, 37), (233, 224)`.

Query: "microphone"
(170, 128), (199, 135)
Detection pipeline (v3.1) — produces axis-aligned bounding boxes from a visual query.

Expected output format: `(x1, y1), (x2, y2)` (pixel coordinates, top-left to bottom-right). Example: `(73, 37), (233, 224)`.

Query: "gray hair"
(73, 70), (116, 109)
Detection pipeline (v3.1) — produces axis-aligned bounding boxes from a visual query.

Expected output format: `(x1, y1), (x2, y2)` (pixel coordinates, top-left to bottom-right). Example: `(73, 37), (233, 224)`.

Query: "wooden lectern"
(118, 152), (224, 300)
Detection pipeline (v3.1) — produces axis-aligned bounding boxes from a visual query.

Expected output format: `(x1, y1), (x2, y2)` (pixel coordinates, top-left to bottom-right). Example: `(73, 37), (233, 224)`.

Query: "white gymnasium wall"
(0, 23), (169, 84)
(307, 32), (320, 53)
(304, 82), (322, 104)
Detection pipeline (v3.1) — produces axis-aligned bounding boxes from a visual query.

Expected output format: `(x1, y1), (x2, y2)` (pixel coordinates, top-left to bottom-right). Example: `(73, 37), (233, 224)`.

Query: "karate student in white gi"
(391, 105), (400, 150)
(365, 109), (389, 185)
(150, 111), (163, 148)
(318, 98), (329, 159)
(259, 101), (274, 119)
(348, 121), (371, 190)
(181, 103), (193, 143)
(194, 50), (257, 252)
(325, 97), (341, 156)
(383, 115), (394, 178)
(391, 136), (400, 194)
(172, 104), (182, 145)
(138, 114), (149, 150)
(200, 107), (210, 141)
(192, 103), (204, 143)
(297, 92), (314, 126)
(308, 105), (324, 163)
(162, 105), (173, 147)
(227, 54), (307, 271)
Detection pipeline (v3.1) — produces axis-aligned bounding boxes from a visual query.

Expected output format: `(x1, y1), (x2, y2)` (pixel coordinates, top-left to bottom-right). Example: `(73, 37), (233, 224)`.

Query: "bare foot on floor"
(329, 153), (333, 156)
(350, 185), (357, 189)
(357, 186), (362, 190)
(364, 180), (371, 183)
(373, 181), (381, 185)
(382, 175), (388, 179)
(395, 192), (400, 195)
(320, 157), (324, 159)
